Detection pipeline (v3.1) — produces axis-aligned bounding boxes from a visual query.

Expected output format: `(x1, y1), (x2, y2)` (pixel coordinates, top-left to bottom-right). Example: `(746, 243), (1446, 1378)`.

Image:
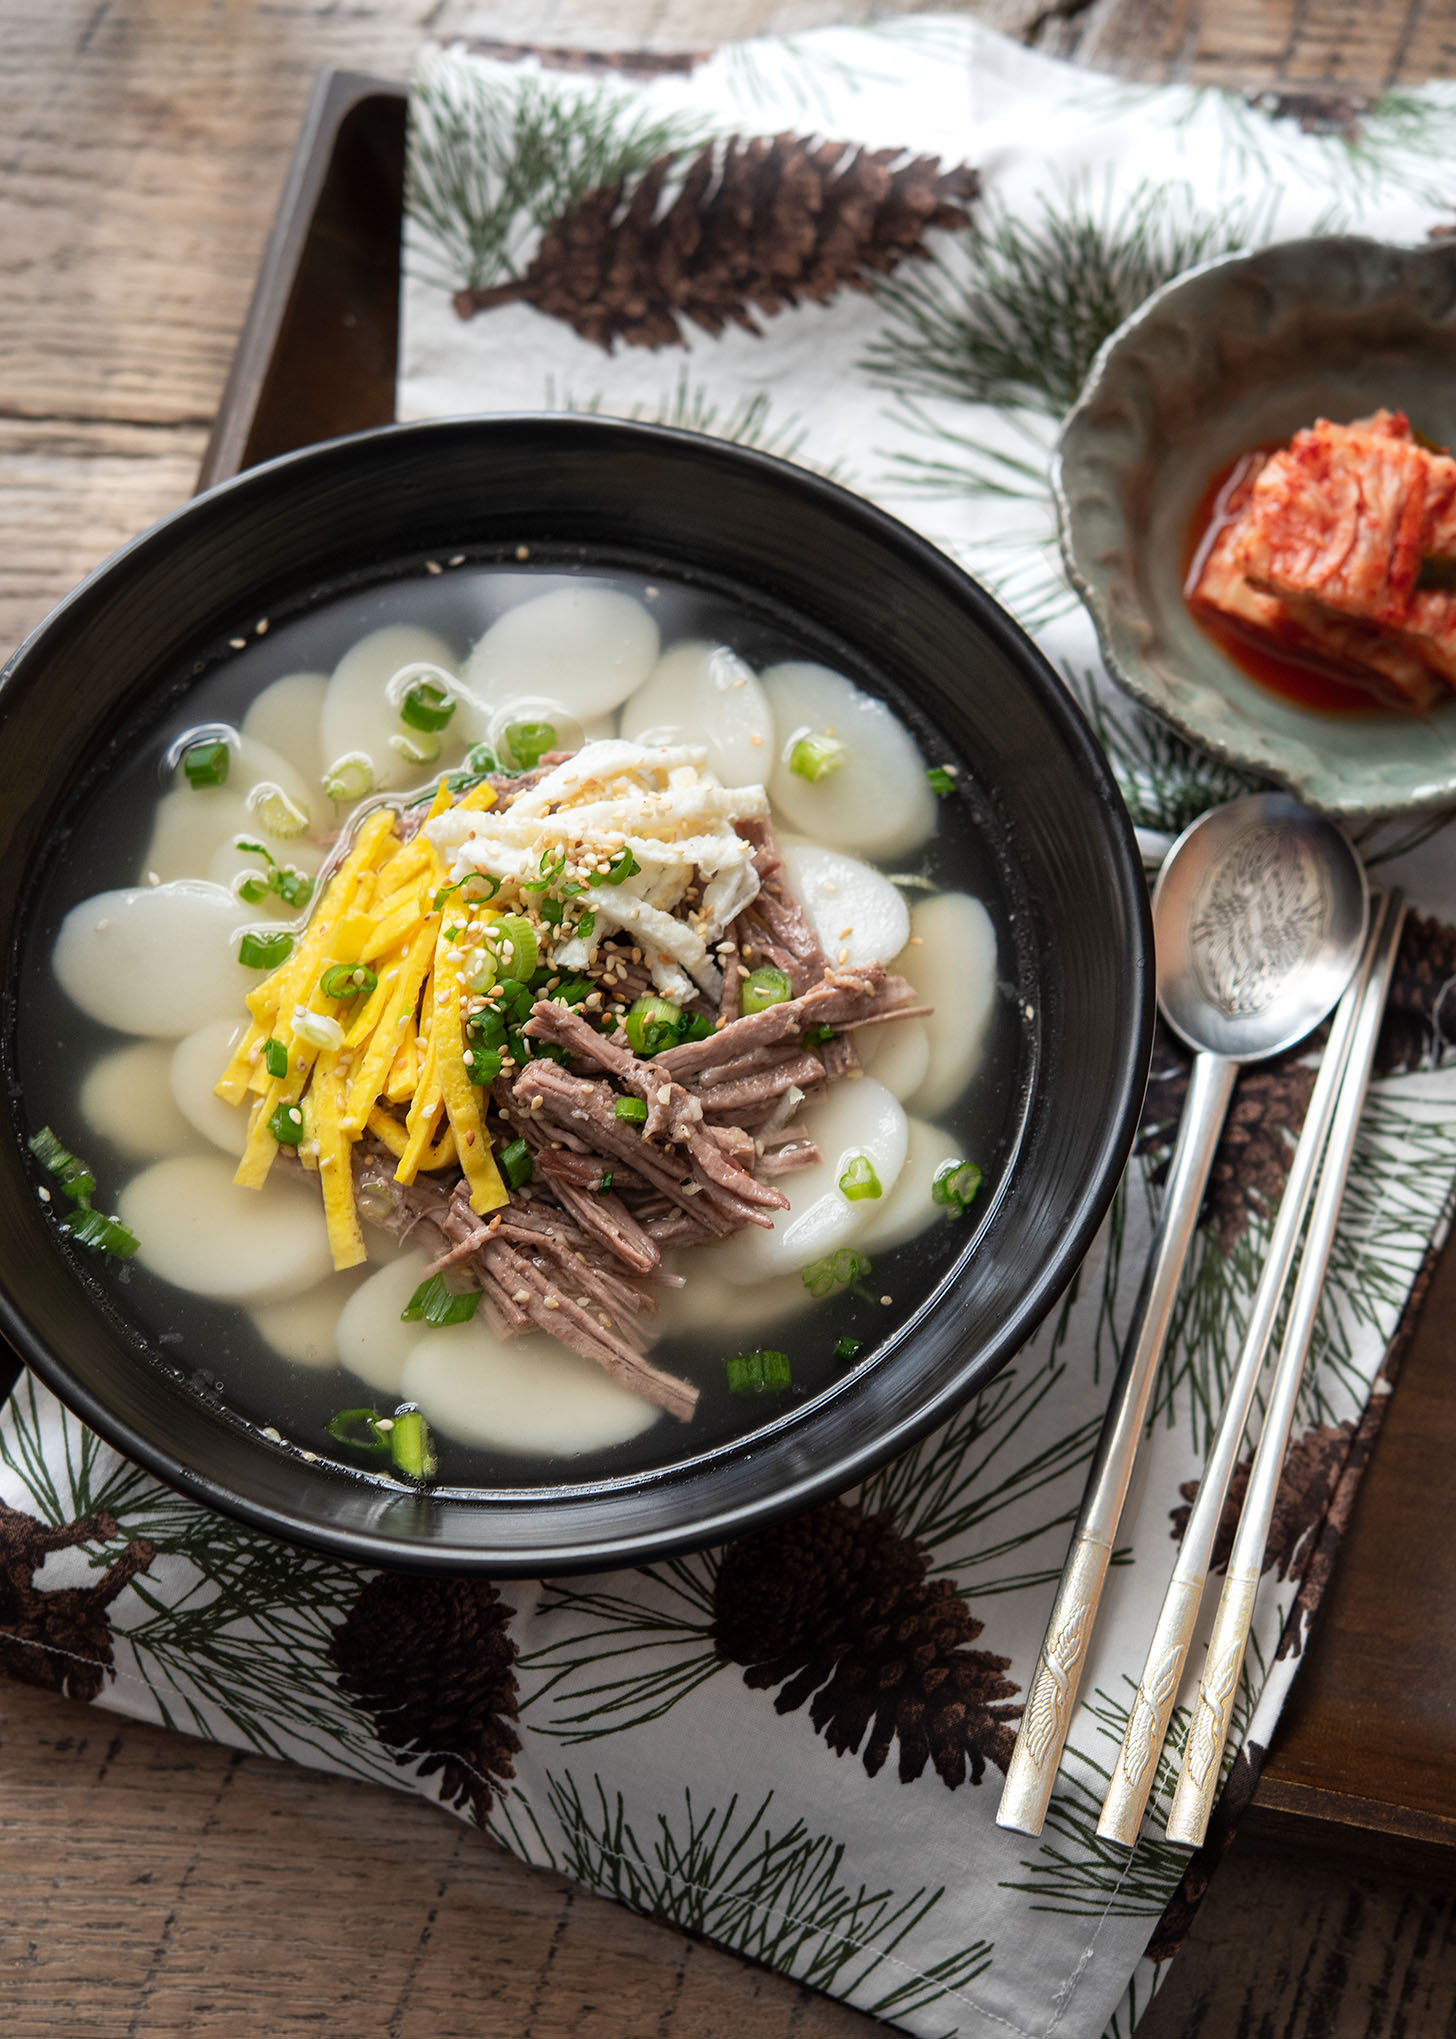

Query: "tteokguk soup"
(21, 563), (1031, 1490)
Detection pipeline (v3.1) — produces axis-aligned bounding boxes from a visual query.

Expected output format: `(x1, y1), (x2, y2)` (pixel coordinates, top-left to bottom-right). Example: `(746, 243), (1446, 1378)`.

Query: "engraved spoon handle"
(997, 1048), (1238, 1837)
(1097, 897), (1387, 1847)
(1165, 893), (1406, 1850)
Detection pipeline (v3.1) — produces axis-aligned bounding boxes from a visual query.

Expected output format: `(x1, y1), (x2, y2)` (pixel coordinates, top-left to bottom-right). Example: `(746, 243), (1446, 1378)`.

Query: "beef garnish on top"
(217, 740), (931, 1424)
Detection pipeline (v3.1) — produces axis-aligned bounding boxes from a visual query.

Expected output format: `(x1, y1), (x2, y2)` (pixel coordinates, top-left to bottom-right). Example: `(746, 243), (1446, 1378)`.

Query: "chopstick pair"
(996, 887), (1402, 1845)
(1141, 889), (1404, 1847)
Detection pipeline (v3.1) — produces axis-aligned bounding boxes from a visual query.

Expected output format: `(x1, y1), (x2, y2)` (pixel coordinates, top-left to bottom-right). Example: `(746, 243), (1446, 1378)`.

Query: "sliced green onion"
(597, 1170), (615, 1195)
(322, 752), (376, 803)
(740, 966), (791, 1015)
(926, 764), (958, 797)
(801, 1247), (873, 1300)
(834, 1337), (865, 1362)
(234, 836), (275, 865)
(539, 896), (564, 927)
(246, 782), (309, 838)
(326, 1407), (390, 1455)
(493, 914), (539, 983)
(548, 976), (593, 1007)
(440, 873), (502, 919)
(401, 1274), (482, 1327)
(62, 1207), (139, 1258)
(932, 1158), (983, 1214)
(624, 995), (682, 1056)
(465, 743), (497, 773)
(182, 740), (230, 789)
(239, 930), (293, 971)
(320, 963), (378, 1001)
(676, 1012), (713, 1043)
(389, 729), (441, 766)
(614, 1096), (648, 1124)
(269, 1102), (305, 1146)
(576, 910), (597, 939)
(803, 1022), (836, 1045)
(274, 866), (312, 908)
(502, 720), (556, 771)
(462, 1024), (503, 1083)
(788, 732), (847, 783)
(838, 1154), (881, 1201)
(500, 1138), (533, 1190)
(291, 1007), (345, 1052)
(263, 1037), (288, 1079)
(28, 1128), (97, 1202)
(601, 847), (641, 885)
(30, 1127), (134, 1255)
(725, 1348), (793, 1395)
(400, 682), (456, 733)
(388, 1406), (438, 1483)
(236, 873), (270, 905)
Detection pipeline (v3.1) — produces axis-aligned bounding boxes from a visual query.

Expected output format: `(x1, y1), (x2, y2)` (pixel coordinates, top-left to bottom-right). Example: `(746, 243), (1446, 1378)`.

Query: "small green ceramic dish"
(1054, 235), (1456, 821)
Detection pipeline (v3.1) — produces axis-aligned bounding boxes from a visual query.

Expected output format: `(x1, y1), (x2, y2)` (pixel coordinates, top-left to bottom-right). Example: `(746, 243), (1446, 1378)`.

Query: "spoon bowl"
(1154, 793), (1369, 1063)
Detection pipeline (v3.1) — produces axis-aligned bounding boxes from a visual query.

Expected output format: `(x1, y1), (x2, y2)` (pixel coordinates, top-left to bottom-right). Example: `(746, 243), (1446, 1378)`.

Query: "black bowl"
(0, 417), (1152, 1573)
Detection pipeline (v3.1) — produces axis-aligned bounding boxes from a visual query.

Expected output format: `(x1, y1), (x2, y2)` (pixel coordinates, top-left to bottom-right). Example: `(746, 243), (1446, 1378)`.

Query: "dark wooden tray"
(98, 61), (1456, 1877)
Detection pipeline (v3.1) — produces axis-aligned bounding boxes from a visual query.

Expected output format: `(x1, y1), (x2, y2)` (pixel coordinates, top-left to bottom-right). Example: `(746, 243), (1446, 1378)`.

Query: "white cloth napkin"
(6, 19), (1456, 2039)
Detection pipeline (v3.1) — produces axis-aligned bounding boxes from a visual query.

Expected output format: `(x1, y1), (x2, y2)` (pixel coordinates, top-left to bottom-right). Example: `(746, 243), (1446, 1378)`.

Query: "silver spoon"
(996, 792), (1368, 1837)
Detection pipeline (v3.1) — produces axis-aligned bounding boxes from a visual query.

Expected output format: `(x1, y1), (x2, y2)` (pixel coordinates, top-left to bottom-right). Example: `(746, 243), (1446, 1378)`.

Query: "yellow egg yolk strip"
(430, 914), (508, 1217)
(343, 916), (437, 1131)
(313, 1050), (366, 1268)
(217, 785), (509, 1260)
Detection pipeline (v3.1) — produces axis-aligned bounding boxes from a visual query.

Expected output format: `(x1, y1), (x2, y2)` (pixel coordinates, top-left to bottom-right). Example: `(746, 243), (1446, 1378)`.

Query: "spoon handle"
(997, 1048), (1238, 1837)
(1165, 893), (1406, 1850)
(1097, 898), (1386, 1848)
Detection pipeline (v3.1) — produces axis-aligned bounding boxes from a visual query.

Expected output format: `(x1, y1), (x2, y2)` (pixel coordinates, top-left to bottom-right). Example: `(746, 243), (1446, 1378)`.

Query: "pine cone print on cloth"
(455, 134), (978, 349)
(711, 1499), (1020, 1787)
(1170, 1419), (1356, 1579)
(1136, 1019), (1317, 1253)
(1376, 910), (1456, 1073)
(0, 1500), (154, 1701)
(330, 1572), (520, 1823)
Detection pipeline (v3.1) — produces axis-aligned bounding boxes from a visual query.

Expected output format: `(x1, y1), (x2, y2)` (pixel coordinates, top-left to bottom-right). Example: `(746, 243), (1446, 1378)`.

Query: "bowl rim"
(1053, 232), (1456, 823)
(0, 412), (1154, 1573)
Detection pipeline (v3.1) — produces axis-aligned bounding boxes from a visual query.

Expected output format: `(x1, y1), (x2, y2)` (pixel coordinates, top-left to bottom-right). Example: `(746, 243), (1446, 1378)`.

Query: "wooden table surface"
(8, 3), (1456, 2034)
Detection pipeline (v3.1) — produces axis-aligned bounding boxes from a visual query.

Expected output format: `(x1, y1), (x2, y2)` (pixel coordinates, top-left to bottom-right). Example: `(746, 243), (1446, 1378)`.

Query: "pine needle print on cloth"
(7, 19), (1456, 2039)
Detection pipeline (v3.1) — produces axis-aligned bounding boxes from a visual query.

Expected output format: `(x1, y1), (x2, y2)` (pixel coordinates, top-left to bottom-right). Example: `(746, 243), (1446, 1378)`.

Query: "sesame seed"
(908, 936), (924, 947)
(879, 1294), (892, 1306)
(37, 1187), (51, 1204)
(513, 1287), (531, 1305)
(515, 544), (530, 561)
(656, 1086), (671, 1105)
(448, 554), (465, 566)
(255, 617), (269, 635)
(543, 1295), (561, 1311)
(261, 1425), (283, 1442)
(837, 947), (850, 965)
(299, 1449), (318, 1462)
(425, 559), (442, 574)
(229, 636), (246, 650)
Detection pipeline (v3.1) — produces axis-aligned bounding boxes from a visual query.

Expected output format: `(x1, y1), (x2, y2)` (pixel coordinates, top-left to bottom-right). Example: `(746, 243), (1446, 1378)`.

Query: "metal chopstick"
(1163, 891), (1406, 1849)
(1096, 892), (1388, 1847)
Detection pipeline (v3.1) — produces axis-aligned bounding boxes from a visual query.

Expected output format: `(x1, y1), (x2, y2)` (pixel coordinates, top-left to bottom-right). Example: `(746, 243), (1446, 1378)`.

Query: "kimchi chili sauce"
(1183, 451), (1388, 716)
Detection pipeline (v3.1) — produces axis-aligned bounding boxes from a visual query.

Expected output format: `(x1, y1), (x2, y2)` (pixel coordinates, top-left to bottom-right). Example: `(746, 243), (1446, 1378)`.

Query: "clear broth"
(19, 560), (1035, 1491)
